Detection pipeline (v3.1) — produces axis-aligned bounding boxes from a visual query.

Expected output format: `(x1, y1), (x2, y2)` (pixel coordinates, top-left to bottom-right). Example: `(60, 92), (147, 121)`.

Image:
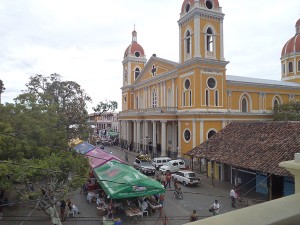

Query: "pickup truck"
(159, 159), (185, 173)
(171, 170), (200, 186)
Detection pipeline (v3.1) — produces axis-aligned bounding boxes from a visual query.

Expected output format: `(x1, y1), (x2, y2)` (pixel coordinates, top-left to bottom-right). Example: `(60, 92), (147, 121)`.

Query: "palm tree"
(0, 79), (5, 104)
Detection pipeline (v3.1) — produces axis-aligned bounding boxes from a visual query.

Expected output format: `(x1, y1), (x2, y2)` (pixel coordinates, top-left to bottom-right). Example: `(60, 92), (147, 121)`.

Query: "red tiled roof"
(186, 121), (300, 177)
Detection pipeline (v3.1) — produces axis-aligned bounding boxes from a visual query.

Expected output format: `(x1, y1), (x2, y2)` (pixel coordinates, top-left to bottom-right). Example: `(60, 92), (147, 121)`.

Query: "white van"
(152, 157), (171, 170)
(159, 159), (186, 173)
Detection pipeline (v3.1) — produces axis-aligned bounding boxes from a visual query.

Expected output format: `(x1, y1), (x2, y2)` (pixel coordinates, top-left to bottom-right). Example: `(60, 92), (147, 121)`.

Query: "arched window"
(205, 89), (209, 106)
(134, 68), (140, 80)
(241, 97), (248, 113)
(183, 79), (192, 107)
(298, 60), (300, 72)
(152, 89), (157, 108)
(215, 90), (218, 106)
(207, 130), (216, 139)
(288, 62), (293, 73)
(186, 30), (191, 54)
(273, 97), (281, 113)
(206, 28), (213, 52)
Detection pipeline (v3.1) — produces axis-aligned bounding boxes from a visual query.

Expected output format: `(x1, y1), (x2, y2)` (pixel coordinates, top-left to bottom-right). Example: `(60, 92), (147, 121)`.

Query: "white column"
(220, 19), (224, 60)
(137, 121), (141, 152)
(193, 120), (196, 148)
(194, 15), (201, 57)
(179, 26), (182, 63)
(161, 121), (167, 156)
(152, 121), (157, 150)
(200, 120), (204, 143)
(164, 81), (166, 107)
(172, 79), (175, 107)
(177, 120), (182, 157)
(172, 121), (176, 152)
(134, 121), (137, 148)
(126, 121), (130, 144)
(144, 121), (149, 145)
(222, 120), (226, 129)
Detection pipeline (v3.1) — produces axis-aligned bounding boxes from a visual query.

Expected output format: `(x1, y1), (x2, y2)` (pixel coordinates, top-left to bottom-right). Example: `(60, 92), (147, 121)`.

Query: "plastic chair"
(142, 209), (148, 217)
(68, 210), (75, 218)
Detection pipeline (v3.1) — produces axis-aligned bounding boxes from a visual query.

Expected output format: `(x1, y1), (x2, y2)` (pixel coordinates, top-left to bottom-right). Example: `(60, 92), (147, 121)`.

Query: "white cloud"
(0, 0), (299, 111)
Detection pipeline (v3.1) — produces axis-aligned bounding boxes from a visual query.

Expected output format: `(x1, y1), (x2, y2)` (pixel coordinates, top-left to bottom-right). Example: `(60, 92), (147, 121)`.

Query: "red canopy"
(85, 148), (124, 169)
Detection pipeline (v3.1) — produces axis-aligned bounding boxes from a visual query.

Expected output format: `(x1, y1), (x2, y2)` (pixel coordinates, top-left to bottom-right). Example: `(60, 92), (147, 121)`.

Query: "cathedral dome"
(124, 29), (145, 58)
(281, 18), (300, 57)
(181, 0), (220, 14)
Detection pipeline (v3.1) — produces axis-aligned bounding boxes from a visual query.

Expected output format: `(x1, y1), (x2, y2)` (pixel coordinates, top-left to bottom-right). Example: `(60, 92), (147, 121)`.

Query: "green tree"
(93, 100), (118, 114)
(273, 100), (300, 121)
(15, 74), (92, 141)
(0, 79), (5, 104)
(0, 74), (91, 224)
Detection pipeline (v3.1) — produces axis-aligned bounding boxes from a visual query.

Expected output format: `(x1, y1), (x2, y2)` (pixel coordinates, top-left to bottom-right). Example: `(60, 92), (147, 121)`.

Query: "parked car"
(152, 157), (171, 170)
(171, 170), (200, 186)
(138, 162), (156, 175)
(159, 159), (186, 173)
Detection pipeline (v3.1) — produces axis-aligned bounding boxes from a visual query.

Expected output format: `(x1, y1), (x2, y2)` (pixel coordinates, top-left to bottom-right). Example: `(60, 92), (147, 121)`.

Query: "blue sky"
(0, 0), (299, 112)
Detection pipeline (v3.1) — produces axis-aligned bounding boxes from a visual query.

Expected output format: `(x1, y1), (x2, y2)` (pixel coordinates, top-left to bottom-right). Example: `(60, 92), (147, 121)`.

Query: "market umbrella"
(94, 160), (165, 199)
(86, 148), (124, 169)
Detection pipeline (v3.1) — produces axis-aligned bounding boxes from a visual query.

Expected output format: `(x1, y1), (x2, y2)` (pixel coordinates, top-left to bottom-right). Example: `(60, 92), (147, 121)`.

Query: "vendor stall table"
(125, 209), (142, 223)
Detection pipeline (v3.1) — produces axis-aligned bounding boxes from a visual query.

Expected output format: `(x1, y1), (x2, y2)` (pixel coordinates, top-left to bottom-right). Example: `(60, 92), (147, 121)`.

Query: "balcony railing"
(119, 107), (177, 116)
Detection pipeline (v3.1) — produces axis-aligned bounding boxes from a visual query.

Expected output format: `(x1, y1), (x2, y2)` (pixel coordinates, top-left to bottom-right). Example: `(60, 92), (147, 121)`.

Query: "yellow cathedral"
(119, 0), (300, 159)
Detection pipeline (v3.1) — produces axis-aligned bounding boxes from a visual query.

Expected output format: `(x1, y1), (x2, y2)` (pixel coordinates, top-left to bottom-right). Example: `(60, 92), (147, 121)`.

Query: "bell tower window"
(206, 28), (213, 52)
(186, 30), (191, 54)
(134, 68), (140, 80)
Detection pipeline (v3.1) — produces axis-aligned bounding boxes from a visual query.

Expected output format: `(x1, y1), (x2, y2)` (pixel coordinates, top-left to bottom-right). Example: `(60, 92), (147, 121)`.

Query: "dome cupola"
(124, 28), (145, 59)
(181, 0), (220, 14)
(281, 18), (300, 57)
(281, 18), (300, 83)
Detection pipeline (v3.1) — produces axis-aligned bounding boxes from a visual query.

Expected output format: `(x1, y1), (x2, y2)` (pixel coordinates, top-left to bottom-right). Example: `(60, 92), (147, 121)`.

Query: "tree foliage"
(0, 79), (5, 94)
(273, 101), (300, 121)
(93, 100), (118, 115)
(15, 74), (92, 141)
(0, 74), (90, 224)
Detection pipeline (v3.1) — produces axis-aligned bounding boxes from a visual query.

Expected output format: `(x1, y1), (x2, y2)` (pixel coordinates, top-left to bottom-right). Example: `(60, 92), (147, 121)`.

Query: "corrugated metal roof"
(227, 75), (300, 87)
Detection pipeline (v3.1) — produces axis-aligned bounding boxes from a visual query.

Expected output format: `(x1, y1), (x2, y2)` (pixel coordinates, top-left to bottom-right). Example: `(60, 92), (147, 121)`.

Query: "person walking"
(60, 199), (66, 221)
(189, 209), (198, 222)
(230, 187), (237, 208)
(165, 171), (172, 188)
(211, 200), (220, 216)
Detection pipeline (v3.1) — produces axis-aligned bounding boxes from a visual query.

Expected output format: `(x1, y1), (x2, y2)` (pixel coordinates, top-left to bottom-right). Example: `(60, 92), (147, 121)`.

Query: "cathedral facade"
(119, 0), (300, 158)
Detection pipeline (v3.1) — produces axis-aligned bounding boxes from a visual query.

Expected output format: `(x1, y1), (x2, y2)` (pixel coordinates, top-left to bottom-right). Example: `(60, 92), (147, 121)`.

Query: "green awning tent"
(94, 160), (165, 199)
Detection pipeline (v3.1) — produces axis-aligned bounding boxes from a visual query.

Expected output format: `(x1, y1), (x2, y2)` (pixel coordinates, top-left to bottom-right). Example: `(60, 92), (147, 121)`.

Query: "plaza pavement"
(0, 146), (260, 225)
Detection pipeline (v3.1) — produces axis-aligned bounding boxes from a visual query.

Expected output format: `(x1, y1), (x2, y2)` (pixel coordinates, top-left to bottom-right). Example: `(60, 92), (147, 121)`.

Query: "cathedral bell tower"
(122, 28), (147, 111)
(178, 0), (225, 63)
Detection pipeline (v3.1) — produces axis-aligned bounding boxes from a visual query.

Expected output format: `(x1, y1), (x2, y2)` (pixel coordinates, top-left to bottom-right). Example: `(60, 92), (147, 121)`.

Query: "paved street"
(0, 145), (242, 225)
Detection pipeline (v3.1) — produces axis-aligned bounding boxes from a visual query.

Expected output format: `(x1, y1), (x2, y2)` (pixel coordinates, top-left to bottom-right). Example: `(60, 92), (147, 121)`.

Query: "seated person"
(67, 201), (80, 215)
(96, 197), (105, 207)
